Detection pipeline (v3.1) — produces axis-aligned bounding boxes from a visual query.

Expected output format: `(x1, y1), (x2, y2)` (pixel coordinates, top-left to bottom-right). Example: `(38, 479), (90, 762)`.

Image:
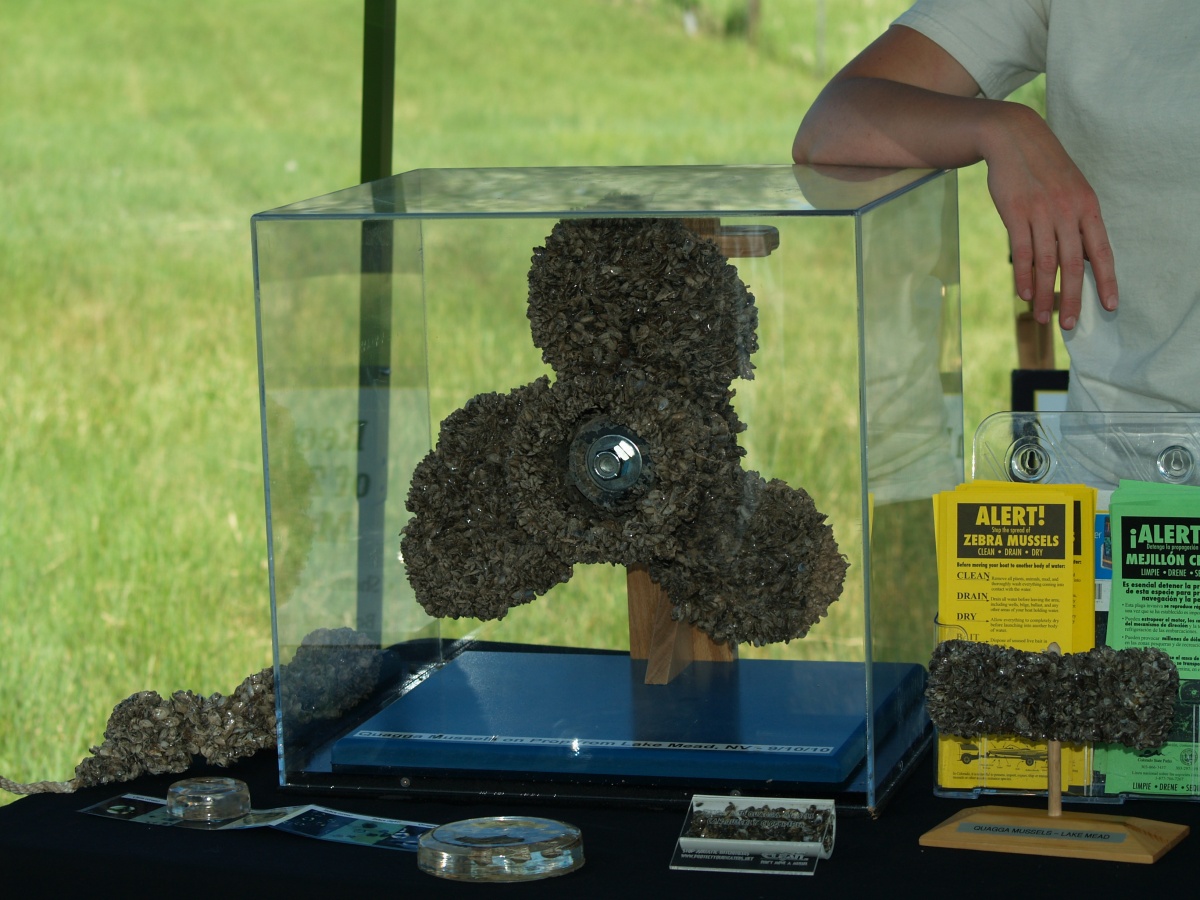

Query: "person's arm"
(794, 25), (1117, 331)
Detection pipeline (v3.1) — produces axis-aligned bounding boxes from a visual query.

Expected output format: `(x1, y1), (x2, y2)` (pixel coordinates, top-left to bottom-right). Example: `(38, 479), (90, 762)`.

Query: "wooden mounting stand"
(680, 218), (779, 259)
(626, 564), (735, 685)
(621, 221), (758, 684)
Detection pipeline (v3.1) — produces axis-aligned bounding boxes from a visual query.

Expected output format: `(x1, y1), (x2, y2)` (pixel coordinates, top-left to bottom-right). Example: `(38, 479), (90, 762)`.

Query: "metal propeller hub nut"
(592, 448), (623, 480)
(587, 435), (642, 488)
(569, 418), (646, 504)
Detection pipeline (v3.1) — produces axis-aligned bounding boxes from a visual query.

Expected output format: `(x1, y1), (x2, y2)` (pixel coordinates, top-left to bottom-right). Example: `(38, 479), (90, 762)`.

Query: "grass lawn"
(0, 0), (1034, 803)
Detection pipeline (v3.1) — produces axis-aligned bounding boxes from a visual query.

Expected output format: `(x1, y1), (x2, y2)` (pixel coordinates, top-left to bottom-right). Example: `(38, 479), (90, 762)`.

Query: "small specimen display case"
(251, 165), (963, 812)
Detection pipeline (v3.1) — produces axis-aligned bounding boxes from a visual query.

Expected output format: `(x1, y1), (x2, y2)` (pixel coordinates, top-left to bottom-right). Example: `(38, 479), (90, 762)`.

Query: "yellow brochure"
(958, 481), (1097, 652)
(938, 483), (1076, 649)
(933, 482), (1092, 792)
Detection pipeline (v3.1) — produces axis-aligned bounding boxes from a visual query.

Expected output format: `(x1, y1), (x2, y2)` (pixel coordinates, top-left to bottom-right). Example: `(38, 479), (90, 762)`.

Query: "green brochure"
(1103, 480), (1200, 796)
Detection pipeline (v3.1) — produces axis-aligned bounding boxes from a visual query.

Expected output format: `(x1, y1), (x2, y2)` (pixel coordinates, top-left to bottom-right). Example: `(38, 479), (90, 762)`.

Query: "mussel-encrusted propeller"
(401, 218), (848, 646)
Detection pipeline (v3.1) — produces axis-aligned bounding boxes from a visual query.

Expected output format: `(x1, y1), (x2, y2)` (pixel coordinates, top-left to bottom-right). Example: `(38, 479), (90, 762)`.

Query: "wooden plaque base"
(919, 804), (1189, 864)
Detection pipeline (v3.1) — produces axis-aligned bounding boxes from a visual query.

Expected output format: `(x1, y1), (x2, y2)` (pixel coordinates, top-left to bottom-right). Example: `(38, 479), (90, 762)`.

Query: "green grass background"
(0, 0), (1045, 803)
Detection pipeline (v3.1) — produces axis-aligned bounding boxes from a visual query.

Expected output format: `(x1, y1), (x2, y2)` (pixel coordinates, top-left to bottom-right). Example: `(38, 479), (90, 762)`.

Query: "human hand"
(982, 103), (1118, 330)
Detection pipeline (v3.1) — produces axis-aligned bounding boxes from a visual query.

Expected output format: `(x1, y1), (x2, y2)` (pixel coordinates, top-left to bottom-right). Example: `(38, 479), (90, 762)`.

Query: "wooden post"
(1047, 740), (1063, 817)
(627, 564), (735, 685)
(1045, 643), (1062, 817)
(621, 217), (759, 683)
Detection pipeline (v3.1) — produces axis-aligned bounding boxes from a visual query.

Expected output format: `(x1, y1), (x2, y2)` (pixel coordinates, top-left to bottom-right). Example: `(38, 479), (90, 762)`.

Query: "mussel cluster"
(926, 640), (1180, 750)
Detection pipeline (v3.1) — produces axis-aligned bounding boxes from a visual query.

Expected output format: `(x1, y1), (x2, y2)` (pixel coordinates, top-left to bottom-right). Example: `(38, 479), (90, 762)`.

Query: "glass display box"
(251, 165), (963, 813)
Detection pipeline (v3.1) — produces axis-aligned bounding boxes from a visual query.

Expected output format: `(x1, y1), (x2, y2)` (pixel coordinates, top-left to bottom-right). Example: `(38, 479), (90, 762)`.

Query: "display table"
(0, 748), (1195, 895)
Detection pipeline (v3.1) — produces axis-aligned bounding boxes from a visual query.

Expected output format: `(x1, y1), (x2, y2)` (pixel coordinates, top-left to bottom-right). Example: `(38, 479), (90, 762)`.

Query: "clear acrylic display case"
(975, 411), (1200, 492)
(955, 410), (1200, 803)
(251, 165), (963, 812)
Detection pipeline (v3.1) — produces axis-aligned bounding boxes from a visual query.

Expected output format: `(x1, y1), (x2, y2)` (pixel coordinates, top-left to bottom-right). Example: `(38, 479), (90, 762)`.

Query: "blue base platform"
(332, 650), (928, 789)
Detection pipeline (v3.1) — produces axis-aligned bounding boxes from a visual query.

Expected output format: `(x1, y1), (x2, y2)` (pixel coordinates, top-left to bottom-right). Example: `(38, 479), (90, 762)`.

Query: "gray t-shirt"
(897, 0), (1200, 412)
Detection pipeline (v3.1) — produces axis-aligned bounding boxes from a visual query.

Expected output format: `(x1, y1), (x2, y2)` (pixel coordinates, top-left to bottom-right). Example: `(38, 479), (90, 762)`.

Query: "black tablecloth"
(1, 748), (1196, 897)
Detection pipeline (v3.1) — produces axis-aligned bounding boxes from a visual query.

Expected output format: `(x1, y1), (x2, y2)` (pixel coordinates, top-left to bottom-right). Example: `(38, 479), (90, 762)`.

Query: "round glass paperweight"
(417, 816), (585, 882)
(166, 776), (251, 825)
